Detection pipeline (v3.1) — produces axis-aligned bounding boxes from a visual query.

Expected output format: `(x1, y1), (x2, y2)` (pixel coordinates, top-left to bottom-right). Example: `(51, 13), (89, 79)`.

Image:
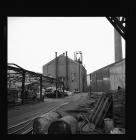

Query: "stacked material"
(32, 91), (125, 134)
(112, 89), (125, 129)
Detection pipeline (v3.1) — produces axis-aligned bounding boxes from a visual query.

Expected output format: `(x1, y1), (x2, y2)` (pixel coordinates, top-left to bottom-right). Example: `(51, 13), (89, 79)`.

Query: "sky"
(8, 17), (125, 74)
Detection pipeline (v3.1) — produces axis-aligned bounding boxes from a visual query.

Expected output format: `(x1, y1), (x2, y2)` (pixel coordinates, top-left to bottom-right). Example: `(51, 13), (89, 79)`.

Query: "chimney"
(114, 17), (123, 62)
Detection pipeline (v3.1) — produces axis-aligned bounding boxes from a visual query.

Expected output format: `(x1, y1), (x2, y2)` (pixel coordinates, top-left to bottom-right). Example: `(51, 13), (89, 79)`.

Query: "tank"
(48, 115), (78, 134)
(33, 111), (62, 134)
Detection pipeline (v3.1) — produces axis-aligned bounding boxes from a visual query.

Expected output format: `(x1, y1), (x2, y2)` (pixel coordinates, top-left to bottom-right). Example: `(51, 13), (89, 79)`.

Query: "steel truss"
(106, 17), (126, 40)
(8, 63), (64, 105)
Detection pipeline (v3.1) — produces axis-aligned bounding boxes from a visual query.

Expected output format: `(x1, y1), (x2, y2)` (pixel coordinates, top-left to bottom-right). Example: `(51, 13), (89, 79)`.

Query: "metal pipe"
(66, 51), (68, 90)
(79, 62), (80, 92)
(90, 74), (92, 97)
(98, 97), (113, 126)
(114, 18), (123, 62)
(48, 115), (78, 134)
(33, 111), (61, 134)
(63, 82), (64, 97)
(55, 52), (58, 79)
(89, 95), (104, 121)
(81, 52), (83, 64)
(91, 95), (106, 122)
(55, 52), (58, 98)
(21, 71), (25, 105)
(40, 76), (43, 101)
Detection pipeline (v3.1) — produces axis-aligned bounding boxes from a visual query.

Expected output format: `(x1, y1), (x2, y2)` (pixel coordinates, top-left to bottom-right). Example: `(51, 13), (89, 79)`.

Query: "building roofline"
(91, 58), (125, 74)
(43, 54), (64, 67)
(43, 53), (86, 70)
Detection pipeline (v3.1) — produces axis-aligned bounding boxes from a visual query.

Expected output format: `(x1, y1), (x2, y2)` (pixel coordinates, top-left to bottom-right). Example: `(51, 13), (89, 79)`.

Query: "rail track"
(8, 102), (69, 134)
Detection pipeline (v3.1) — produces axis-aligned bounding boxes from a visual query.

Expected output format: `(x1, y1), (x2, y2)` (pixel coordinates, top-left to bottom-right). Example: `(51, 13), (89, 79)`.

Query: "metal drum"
(33, 111), (61, 134)
(48, 115), (78, 134)
(104, 118), (114, 133)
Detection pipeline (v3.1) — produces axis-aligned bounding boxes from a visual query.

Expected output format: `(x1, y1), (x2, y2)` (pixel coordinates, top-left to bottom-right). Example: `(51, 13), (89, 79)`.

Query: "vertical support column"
(63, 82), (64, 97)
(55, 52), (58, 90)
(66, 51), (69, 91)
(40, 75), (43, 101)
(55, 52), (58, 98)
(81, 52), (83, 64)
(21, 71), (25, 105)
(79, 63), (80, 92)
(90, 74), (92, 97)
(55, 81), (58, 98)
(114, 17), (122, 62)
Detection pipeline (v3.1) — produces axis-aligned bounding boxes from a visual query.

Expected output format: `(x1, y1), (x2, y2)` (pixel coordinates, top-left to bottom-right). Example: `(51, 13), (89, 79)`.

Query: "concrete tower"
(114, 17), (123, 62)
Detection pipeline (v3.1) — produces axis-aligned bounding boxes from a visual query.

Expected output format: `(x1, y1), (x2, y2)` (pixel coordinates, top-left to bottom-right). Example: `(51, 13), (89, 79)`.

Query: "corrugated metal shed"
(109, 59), (125, 90)
(91, 59), (125, 92)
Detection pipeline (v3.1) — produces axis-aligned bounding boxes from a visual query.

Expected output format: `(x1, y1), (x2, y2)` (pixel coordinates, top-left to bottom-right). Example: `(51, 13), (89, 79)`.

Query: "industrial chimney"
(114, 17), (123, 62)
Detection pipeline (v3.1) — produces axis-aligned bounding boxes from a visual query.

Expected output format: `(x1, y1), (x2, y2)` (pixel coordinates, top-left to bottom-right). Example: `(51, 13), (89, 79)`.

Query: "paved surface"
(8, 92), (89, 127)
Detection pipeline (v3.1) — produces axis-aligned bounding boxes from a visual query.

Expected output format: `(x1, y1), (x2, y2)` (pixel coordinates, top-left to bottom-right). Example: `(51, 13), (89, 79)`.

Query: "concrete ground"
(8, 92), (90, 127)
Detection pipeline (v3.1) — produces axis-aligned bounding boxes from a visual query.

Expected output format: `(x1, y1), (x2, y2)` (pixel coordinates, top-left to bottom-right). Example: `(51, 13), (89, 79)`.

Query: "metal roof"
(91, 58), (125, 74)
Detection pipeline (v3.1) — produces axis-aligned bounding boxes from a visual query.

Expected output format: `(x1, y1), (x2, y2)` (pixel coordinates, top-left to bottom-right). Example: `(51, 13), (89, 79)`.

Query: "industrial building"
(90, 18), (125, 93)
(90, 59), (125, 92)
(42, 52), (87, 92)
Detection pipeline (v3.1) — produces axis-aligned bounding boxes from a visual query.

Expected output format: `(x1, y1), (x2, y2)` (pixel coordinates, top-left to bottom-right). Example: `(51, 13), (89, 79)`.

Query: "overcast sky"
(8, 17), (125, 74)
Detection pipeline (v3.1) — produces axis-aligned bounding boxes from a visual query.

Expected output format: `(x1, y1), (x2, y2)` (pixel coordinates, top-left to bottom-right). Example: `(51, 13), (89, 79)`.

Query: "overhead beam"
(106, 17), (126, 40)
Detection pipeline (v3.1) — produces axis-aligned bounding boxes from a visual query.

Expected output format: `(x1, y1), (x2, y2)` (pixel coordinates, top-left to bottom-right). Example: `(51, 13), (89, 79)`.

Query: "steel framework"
(106, 17), (126, 40)
(8, 63), (64, 105)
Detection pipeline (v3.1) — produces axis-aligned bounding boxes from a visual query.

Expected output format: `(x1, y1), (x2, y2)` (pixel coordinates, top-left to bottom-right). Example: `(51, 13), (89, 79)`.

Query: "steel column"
(79, 63), (80, 92)
(90, 74), (92, 97)
(55, 52), (58, 98)
(21, 71), (25, 105)
(40, 76), (43, 101)
(66, 51), (69, 91)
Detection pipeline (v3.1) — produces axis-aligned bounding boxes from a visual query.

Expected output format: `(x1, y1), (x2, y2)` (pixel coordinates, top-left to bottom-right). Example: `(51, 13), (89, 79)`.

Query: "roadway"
(8, 92), (90, 128)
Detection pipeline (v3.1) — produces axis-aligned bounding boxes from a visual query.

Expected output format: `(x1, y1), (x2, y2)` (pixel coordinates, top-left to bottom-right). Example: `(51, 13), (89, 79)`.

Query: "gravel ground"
(8, 92), (89, 127)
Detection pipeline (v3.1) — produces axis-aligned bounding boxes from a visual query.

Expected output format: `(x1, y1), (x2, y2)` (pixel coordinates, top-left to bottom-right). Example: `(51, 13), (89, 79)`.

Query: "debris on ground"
(31, 91), (125, 134)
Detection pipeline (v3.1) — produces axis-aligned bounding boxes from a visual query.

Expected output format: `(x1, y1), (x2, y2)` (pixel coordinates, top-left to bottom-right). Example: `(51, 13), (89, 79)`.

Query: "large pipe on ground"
(33, 111), (62, 134)
(48, 115), (79, 134)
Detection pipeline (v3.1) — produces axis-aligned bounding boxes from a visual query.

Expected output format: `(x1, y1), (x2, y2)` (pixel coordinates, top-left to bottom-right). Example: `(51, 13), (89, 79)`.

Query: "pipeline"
(33, 111), (62, 134)
(48, 115), (79, 134)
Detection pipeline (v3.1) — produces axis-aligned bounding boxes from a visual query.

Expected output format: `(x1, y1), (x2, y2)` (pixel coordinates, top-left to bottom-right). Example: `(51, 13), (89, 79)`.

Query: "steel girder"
(106, 17), (126, 40)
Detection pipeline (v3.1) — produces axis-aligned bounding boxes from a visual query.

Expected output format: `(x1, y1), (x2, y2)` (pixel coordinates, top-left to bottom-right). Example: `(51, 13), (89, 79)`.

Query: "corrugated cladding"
(91, 59), (125, 92)
(91, 66), (110, 92)
(109, 59), (125, 90)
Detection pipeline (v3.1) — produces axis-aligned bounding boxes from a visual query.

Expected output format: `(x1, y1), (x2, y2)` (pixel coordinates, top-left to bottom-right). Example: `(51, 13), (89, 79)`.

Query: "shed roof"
(91, 58), (125, 74)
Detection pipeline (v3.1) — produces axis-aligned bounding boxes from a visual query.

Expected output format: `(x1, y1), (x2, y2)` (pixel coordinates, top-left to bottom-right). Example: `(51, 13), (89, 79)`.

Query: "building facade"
(43, 53), (87, 92)
(90, 59), (125, 92)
